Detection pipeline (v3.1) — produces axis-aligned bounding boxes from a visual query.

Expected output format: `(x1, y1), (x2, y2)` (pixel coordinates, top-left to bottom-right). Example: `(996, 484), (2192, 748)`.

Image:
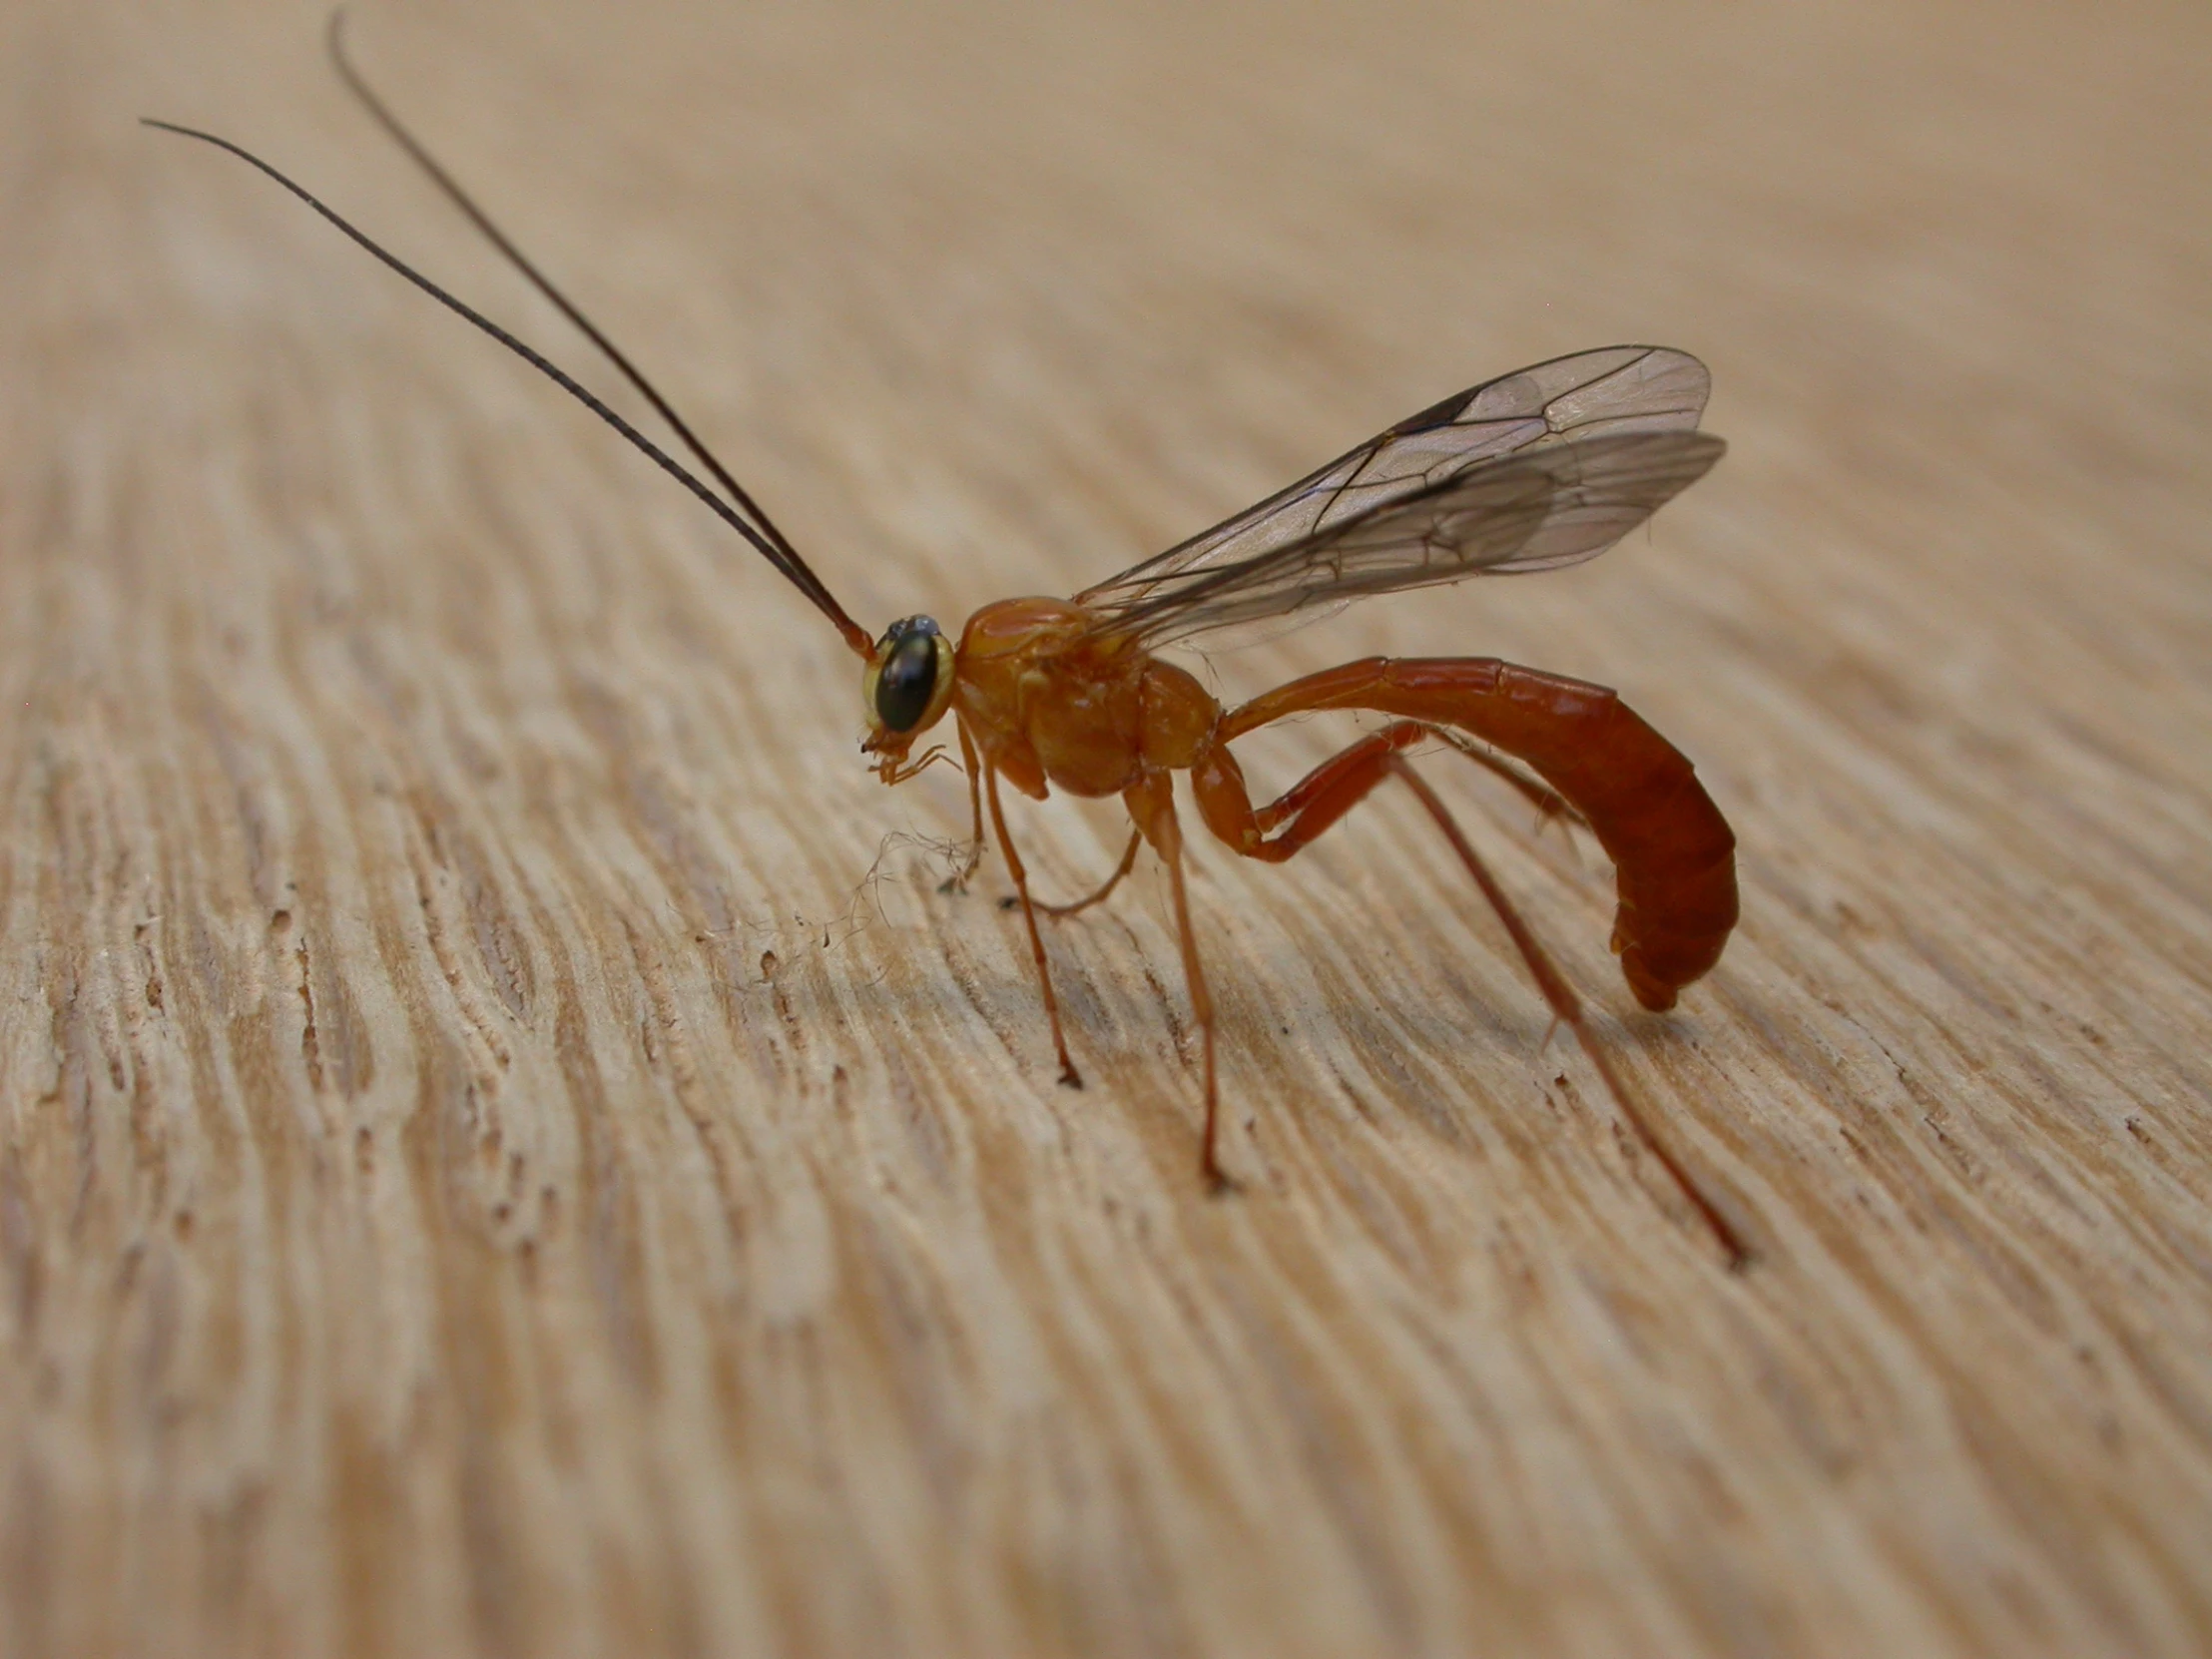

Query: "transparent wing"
(1074, 344), (1716, 639)
(1085, 426), (1725, 651)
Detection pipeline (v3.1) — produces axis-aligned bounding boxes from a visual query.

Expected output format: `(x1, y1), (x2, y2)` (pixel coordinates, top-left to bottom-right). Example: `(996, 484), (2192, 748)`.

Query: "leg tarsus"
(1036, 830), (1143, 919)
(1578, 1028), (1752, 1273)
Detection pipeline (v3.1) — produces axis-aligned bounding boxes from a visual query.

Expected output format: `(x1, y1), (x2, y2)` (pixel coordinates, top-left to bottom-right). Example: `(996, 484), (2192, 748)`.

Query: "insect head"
(861, 615), (955, 741)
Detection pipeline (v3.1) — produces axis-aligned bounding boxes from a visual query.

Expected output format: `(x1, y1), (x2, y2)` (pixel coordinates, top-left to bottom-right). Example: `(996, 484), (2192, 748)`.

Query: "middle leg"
(986, 764), (1083, 1089)
(1032, 830), (1143, 918)
(1122, 771), (1226, 1189)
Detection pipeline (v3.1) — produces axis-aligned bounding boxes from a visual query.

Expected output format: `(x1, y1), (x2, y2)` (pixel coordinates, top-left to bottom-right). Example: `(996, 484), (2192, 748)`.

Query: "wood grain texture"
(5, 0), (2210, 1653)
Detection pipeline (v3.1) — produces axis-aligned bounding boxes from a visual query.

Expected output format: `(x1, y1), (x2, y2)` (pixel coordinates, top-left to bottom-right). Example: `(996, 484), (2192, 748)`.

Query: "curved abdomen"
(1220, 658), (1737, 1008)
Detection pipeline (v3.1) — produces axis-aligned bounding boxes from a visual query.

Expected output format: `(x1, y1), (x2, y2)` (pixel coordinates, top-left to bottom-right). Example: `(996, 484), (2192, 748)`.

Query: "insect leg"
(1034, 830), (1143, 918)
(937, 721), (988, 893)
(984, 764), (1083, 1089)
(1215, 720), (1582, 850)
(1384, 757), (1748, 1270)
(1122, 773), (1225, 1189)
(1427, 730), (1587, 840)
(1190, 723), (1748, 1267)
(1208, 724), (1427, 850)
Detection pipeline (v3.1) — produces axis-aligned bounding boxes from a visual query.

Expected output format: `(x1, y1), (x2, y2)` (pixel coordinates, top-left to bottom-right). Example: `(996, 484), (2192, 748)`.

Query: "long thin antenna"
(142, 119), (876, 659)
(326, 12), (812, 578)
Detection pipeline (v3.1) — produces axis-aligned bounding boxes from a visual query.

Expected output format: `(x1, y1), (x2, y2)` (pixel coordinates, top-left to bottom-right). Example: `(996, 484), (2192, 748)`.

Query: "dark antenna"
(140, 123), (875, 658)
(326, 12), (811, 577)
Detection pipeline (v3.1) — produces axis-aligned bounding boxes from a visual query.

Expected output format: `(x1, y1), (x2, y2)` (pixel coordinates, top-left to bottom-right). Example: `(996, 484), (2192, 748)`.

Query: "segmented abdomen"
(1222, 658), (1738, 1008)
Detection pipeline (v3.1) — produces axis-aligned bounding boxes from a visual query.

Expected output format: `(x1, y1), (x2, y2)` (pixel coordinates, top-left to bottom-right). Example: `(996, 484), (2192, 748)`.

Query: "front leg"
(937, 720), (988, 893)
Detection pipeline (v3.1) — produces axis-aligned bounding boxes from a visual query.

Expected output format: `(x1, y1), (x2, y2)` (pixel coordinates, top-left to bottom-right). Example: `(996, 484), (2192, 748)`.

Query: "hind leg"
(1190, 726), (1748, 1266)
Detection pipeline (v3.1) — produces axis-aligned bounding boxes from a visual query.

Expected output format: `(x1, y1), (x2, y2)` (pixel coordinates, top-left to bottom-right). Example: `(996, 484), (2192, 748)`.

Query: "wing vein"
(1074, 346), (1722, 652)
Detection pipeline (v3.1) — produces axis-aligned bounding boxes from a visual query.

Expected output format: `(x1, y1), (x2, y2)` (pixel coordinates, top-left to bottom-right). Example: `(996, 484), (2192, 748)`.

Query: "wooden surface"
(5, 0), (2210, 1653)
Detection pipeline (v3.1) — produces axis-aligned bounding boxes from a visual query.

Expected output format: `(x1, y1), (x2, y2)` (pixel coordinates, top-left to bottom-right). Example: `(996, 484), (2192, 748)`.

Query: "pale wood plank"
(4, 0), (2209, 1654)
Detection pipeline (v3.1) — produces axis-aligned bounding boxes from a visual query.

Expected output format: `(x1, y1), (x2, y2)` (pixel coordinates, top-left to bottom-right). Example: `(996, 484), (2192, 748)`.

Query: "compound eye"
(873, 629), (942, 733)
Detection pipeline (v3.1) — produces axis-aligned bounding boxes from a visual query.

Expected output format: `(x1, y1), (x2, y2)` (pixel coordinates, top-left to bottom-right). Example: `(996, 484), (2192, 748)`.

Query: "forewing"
(1087, 426), (1725, 651)
(1074, 344), (1713, 617)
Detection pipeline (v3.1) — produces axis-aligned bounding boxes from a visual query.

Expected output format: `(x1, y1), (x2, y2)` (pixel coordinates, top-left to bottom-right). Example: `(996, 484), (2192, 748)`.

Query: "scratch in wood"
(621, 911), (755, 1249)
(0, 1150), (39, 1341)
(402, 804), (513, 1077)
(295, 935), (323, 1094)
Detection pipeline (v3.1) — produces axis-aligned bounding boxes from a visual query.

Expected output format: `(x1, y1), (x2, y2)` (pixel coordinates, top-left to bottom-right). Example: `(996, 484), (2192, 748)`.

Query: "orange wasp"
(150, 24), (1745, 1262)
